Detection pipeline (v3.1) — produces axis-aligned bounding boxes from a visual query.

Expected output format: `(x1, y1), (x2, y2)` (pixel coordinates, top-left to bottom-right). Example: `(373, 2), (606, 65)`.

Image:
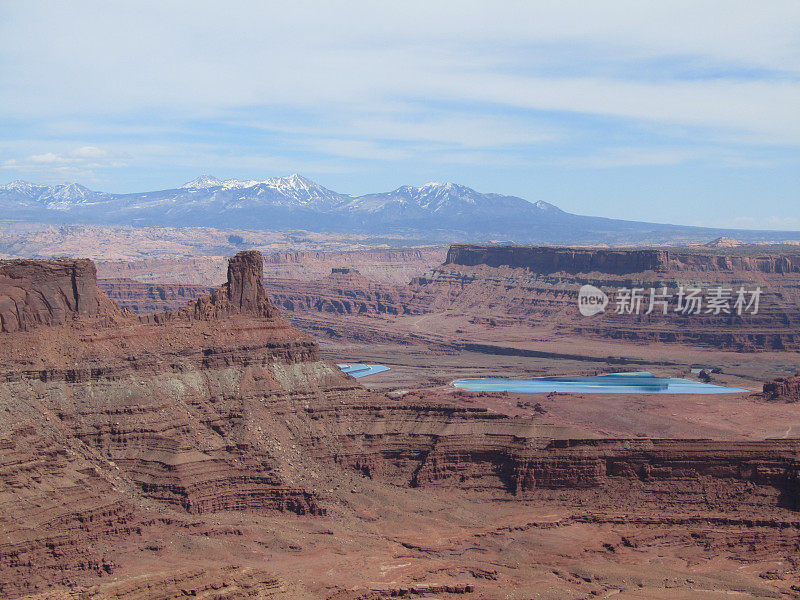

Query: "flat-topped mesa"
(0, 258), (100, 332)
(445, 244), (669, 275)
(445, 244), (800, 275)
(414, 244), (800, 351)
(325, 266), (371, 284)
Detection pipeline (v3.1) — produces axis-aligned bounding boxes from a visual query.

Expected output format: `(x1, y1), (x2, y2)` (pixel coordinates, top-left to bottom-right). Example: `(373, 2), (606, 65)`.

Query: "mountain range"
(1, 174), (797, 245)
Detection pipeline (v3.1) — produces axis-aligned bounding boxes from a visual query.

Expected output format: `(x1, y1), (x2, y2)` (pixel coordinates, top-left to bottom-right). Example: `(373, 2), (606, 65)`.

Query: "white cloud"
(1, 146), (126, 181)
(0, 1), (797, 144)
(69, 146), (109, 159)
(245, 114), (557, 150)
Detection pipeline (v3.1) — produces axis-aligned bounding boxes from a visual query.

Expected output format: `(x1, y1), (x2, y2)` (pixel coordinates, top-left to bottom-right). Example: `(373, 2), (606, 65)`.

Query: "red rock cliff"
(417, 244), (800, 351)
(446, 244), (800, 274)
(2, 252), (800, 597)
(226, 249), (270, 313)
(446, 244), (670, 274)
(0, 258), (100, 332)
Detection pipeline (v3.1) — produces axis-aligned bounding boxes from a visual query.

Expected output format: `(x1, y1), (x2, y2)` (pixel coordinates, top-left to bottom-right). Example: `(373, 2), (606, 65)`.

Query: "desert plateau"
(1, 242), (799, 599)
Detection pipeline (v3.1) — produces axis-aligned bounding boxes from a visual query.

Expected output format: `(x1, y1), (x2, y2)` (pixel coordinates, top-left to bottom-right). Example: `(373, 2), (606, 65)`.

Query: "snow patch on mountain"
(180, 175), (222, 189)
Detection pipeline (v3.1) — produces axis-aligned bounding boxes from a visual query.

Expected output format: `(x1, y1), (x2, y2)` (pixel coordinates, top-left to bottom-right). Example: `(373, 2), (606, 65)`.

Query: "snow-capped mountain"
(0, 181), (108, 210)
(178, 174), (346, 207)
(180, 175), (223, 189)
(0, 175), (796, 244)
(347, 181), (561, 216)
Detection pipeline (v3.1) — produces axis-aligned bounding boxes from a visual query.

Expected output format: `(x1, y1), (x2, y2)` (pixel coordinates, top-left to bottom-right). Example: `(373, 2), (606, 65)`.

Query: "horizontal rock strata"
(0, 258), (101, 332)
(410, 244), (800, 351)
(3, 250), (800, 596)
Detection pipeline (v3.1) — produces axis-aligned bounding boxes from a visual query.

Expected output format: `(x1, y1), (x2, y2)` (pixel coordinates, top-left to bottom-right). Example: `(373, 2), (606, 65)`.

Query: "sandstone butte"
(2, 251), (800, 599)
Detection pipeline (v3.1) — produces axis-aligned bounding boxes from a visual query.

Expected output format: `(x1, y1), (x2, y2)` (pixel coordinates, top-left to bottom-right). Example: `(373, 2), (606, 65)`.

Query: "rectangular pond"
(338, 364), (390, 378)
(452, 372), (748, 394)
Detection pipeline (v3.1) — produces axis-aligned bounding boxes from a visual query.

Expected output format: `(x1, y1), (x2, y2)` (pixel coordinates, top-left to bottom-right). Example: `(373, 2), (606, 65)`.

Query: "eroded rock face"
(226, 250), (269, 313)
(445, 244), (672, 275)
(0, 258), (100, 332)
(99, 251), (279, 316)
(267, 269), (425, 319)
(98, 278), (213, 313)
(2, 250), (800, 597)
(108, 245), (800, 352)
(411, 244), (800, 351)
(302, 409), (800, 512)
(0, 252), (331, 526)
(445, 244), (800, 275)
(762, 374), (800, 402)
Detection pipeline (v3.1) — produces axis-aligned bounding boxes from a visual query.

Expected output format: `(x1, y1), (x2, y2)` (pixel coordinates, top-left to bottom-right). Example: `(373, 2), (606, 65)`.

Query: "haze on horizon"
(0, 1), (798, 230)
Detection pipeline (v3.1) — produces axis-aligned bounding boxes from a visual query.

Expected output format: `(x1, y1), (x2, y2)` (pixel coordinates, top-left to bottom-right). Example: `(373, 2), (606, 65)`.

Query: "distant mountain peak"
(704, 236), (745, 248)
(39, 182), (96, 207)
(1, 179), (39, 193)
(181, 174), (222, 189)
(271, 173), (316, 189)
(421, 181), (454, 189)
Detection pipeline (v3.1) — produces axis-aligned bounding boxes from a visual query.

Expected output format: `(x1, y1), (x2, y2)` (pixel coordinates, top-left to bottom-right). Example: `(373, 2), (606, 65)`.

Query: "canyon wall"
(99, 269), (425, 320)
(414, 244), (800, 351)
(260, 247), (447, 284)
(266, 269), (426, 317)
(95, 246), (447, 287)
(0, 258), (101, 332)
(100, 244), (800, 352)
(446, 244), (800, 275)
(301, 404), (800, 514)
(0, 251), (352, 596)
(3, 251), (800, 596)
(98, 278), (212, 312)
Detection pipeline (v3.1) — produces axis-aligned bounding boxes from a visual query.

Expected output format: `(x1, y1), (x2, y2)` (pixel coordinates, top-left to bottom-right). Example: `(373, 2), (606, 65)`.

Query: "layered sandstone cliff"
(445, 244), (800, 275)
(412, 244), (800, 351)
(267, 269), (425, 317)
(0, 258), (102, 332)
(3, 251), (800, 597)
(99, 244), (800, 352)
(98, 278), (212, 313)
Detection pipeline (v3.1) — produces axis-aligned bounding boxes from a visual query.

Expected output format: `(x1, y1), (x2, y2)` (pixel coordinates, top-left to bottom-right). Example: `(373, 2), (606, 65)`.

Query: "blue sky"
(0, 0), (798, 229)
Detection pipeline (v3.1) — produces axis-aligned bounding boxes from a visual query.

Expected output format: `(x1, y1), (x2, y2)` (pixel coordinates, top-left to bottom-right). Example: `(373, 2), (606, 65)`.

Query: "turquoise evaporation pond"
(452, 371), (748, 394)
(337, 364), (390, 378)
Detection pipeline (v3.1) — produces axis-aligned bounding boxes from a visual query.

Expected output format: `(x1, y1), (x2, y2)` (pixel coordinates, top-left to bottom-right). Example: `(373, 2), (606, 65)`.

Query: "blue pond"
(452, 372), (748, 394)
(338, 364), (390, 378)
